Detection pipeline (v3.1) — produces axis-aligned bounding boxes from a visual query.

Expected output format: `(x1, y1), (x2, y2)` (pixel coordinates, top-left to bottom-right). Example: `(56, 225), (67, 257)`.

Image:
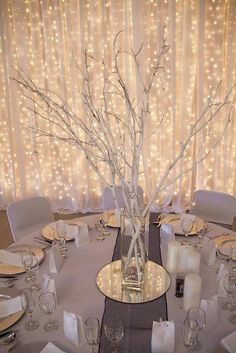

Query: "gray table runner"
(99, 213), (168, 353)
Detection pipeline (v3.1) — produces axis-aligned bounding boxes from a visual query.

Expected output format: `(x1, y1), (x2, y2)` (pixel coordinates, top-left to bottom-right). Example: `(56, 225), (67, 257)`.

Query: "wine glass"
(186, 307), (206, 350)
(95, 218), (105, 241)
(101, 212), (110, 236)
(84, 317), (100, 353)
(21, 248), (34, 283)
(104, 315), (124, 353)
(39, 291), (59, 331)
(180, 215), (195, 245)
(30, 256), (41, 292)
(217, 242), (232, 274)
(222, 272), (236, 316)
(56, 220), (67, 258)
(20, 288), (39, 330)
(182, 318), (199, 350)
(194, 218), (206, 248)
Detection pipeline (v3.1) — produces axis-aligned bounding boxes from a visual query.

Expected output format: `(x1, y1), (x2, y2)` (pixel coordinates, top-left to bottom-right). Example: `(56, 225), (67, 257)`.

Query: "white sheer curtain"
(0, 0), (235, 212)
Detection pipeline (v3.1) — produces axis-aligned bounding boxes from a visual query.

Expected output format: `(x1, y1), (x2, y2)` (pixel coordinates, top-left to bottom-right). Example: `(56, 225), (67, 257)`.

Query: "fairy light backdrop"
(0, 0), (235, 211)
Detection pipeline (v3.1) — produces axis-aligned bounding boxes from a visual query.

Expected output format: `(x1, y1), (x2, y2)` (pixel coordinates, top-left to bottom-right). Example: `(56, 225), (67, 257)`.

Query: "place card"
(43, 275), (57, 305)
(49, 243), (63, 273)
(63, 311), (86, 347)
(160, 224), (175, 246)
(74, 223), (89, 248)
(40, 342), (65, 353)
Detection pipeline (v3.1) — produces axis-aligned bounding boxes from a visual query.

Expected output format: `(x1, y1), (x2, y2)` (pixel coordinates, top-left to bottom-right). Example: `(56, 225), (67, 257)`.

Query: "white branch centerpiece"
(12, 29), (234, 289)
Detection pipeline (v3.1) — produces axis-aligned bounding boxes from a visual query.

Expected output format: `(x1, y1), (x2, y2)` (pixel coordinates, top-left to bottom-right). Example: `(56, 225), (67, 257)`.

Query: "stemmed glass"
(101, 212), (110, 236)
(182, 318), (199, 351)
(30, 256), (41, 292)
(186, 307), (206, 350)
(222, 272), (236, 316)
(39, 291), (59, 331)
(95, 219), (105, 241)
(194, 218), (206, 248)
(217, 242), (232, 274)
(180, 215), (195, 245)
(21, 248), (34, 283)
(104, 315), (124, 353)
(84, 317), (100, 353)
(56, 220), (67, 258)
(20, 288), (39, 330)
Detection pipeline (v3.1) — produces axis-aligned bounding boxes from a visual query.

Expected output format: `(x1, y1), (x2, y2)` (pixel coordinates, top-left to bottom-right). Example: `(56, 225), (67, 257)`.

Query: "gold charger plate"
(0, 287), (24, 332)
(0, 245), (44, 275)
(154, 214), (204, 236)
(96, 260), (170, 304)
(107, 214), (120, 228)
(42, 224), (74, 242)
(215, 237), (236, 261)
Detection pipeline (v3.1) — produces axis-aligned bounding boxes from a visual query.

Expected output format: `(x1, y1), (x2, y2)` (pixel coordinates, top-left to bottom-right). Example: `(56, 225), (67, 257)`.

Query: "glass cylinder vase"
(120, 209), (149, 289)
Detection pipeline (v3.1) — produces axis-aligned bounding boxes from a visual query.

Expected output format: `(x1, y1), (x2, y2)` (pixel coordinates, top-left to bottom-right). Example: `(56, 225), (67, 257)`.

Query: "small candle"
(186, 250), (201, 274)
(178, 245), (192, 272)
(183, 273), (202, 311)
(166, 241), (181, 273)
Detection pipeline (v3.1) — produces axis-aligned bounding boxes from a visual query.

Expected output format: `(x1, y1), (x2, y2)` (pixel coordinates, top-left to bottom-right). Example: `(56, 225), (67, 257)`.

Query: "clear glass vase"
(120, 209), (149, 289)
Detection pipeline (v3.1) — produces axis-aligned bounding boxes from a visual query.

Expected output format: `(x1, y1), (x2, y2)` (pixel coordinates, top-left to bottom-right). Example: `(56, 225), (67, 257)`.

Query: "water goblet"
(222, 272), (236, 316)
(186, 307), (206, 350)
(182, 318), (199, 351)
(95, 218), (105, 241)
(30, 256), (41, 292)
(194, 218), (206, 248)
(217, 242), (232, 274)
(20, 288), (39, 330)
(101, 212), (110, 236)
(104, 315), (124, 353)
(84, 317), (100, 353)
(39, 291), (59, 331)
(56, 220), (67, 258)
(181, 215), (195, 245)
(21, 248), (34, 283)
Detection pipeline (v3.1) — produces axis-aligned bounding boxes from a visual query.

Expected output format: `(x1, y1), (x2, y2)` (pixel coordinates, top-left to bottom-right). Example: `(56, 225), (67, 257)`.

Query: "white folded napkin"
(74, 222), (89, 248)
(221, 331), (236, 353)
(201, 237), (216, 265)
(160, 224), (175, 246)
(0, 296), (22, 318)
(200, 295), (219, 330)
(151, 320), (175, 353)
(0, 249), (23, 267)
(217, 263), (228, 297)
(50, 220), (78, 240)
(40, 342), (65, 353)
(63, 311), (86, 348)
(49, 243), (63, 274)
(43, 275), (57, 305)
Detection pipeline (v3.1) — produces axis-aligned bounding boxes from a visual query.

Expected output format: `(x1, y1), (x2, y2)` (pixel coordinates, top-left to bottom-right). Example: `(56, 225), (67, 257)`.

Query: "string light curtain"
(0, 0), (235, 212)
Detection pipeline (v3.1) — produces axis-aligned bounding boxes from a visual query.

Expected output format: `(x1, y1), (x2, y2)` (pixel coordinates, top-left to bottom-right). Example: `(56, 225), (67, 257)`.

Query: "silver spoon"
(0, 332), (16, 345)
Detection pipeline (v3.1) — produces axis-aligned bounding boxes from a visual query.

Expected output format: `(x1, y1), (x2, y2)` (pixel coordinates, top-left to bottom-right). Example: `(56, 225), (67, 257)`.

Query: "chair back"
(190, 189), (236, 226)
(6, 196), (55, 241)
(101, 186), (144, 210)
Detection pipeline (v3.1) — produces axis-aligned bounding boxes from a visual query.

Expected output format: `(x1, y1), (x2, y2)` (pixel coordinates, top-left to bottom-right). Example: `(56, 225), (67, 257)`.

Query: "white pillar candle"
(183, 273), (202, 311)
(178, 245), (192, 273)
(186, 250), (201, 274)
(166, 240), (181, 273)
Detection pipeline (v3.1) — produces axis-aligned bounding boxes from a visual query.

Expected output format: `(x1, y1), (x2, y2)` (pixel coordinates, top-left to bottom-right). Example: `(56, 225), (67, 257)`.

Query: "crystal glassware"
(186, 307), (206, 350)
(84, 317), (100, 353)
(194, 218), (206, 248)
(30, 256), (41, 292)
(101, 212), (110, 236)
(56, 220), (67, 258)
(39, 291), (59, 331)
(222, 272), (236, 317)
(181, 215), (195, 245)
(21, 248), (34, 283)
(182, 318), (199, 351)
(20, 288), (39, 330)
(217, 242), (232, 274)
(104, 315), (124, 353)
(95, 219), (105, 241)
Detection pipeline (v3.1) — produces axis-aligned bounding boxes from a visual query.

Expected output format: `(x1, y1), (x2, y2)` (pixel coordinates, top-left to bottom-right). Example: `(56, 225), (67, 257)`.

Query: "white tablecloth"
(2, 218), (236, 353)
